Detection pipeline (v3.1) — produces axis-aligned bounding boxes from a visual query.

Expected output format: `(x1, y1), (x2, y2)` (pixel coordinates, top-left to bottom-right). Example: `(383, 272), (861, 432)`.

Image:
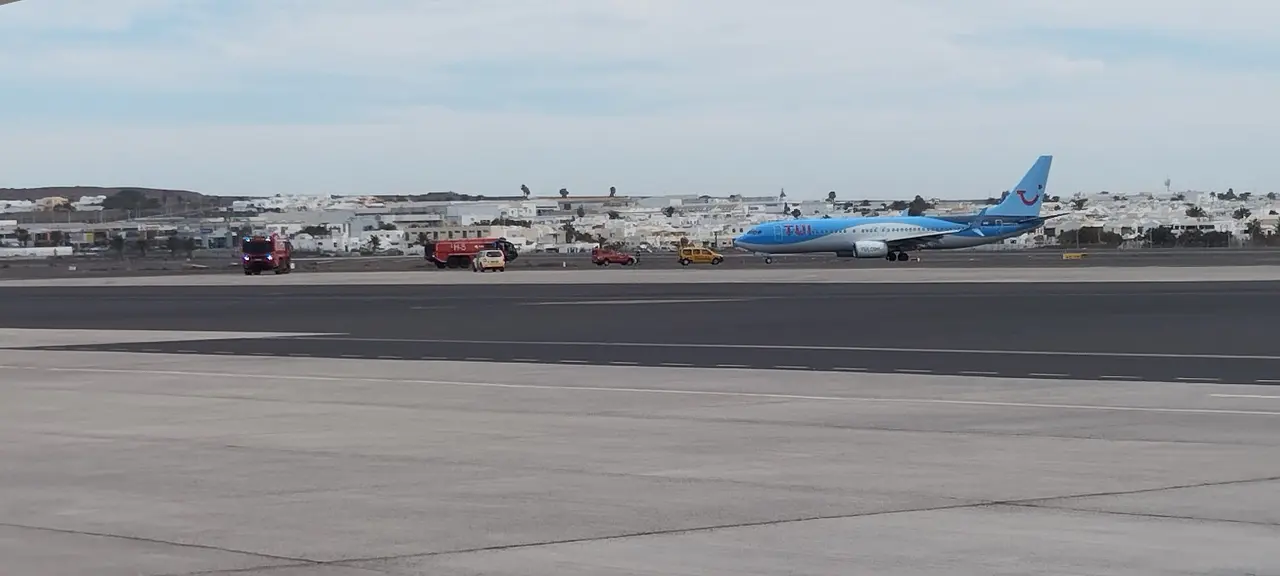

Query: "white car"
(471, 249), (506, 272)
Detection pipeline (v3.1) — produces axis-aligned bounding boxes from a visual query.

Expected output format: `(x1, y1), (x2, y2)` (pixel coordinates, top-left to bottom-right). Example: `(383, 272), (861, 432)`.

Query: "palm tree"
(609, 186), (617, 197)
(559, 188), (569, 198)
(1246, 219), (1265, 244)
(827, 190), (836, 209)
(521, 184), (531, 198)
(908, 195), (930, 216)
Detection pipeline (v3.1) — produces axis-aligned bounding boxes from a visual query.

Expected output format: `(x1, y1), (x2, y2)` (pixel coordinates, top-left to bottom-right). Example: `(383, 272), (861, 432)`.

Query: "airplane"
(731, 155), (1059, 263)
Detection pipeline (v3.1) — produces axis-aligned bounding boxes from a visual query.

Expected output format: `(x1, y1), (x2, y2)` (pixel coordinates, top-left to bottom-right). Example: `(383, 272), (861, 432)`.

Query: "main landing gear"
(886, 251), (911, 262)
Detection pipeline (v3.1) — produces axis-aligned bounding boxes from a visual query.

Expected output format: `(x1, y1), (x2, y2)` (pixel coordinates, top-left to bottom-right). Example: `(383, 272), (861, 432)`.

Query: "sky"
(2, 0), (1279, 200)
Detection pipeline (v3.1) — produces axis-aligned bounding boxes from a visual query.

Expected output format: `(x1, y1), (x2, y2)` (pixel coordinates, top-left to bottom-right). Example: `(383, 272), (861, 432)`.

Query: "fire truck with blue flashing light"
(241, 233), (294, 275)
(424, 237), (519, 269)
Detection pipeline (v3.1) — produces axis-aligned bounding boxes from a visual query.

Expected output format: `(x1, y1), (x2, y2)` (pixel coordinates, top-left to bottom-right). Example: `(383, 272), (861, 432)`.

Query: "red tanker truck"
(424, 237), (519, 269)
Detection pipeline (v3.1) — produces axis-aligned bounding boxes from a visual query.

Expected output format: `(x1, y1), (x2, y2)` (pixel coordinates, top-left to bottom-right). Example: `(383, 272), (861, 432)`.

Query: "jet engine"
(851, 240), (889, 258)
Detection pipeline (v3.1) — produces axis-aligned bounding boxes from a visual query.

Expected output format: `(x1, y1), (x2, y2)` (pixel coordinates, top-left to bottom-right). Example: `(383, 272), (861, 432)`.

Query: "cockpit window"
(747, 229), (763, 235)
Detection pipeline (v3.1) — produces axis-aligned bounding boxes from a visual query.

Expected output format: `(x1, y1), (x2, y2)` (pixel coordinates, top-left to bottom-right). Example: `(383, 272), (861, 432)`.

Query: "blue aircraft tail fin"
(985, 155), (1053, 218)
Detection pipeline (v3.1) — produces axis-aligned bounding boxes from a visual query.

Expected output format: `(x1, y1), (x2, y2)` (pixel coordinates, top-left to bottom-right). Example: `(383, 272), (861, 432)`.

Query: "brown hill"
(0, 186), (226, 205)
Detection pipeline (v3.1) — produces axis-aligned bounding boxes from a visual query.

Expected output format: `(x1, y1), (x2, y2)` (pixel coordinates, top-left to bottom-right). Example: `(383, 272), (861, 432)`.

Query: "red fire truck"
(424, 237), (519, 269)
(241, 233), (294, 275)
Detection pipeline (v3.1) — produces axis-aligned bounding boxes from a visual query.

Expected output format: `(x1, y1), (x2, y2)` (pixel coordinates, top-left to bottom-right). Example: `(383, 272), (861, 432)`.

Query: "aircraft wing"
(884, 228), (964, 250)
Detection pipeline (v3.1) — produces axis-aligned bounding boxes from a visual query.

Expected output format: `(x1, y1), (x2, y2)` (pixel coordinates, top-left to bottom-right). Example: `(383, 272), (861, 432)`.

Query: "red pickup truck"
(591, 247), (638, 266)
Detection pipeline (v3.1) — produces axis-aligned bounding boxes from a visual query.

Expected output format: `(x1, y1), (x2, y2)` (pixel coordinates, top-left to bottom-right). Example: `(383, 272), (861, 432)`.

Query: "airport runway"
(4, 270), (1280, 574)
(522, 247), (1280, 269)
(5, 246), (1280, 280)
(4, 281), (1280, 385)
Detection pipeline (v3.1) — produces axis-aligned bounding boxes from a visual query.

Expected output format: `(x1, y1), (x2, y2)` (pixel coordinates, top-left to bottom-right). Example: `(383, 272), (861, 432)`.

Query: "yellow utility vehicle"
(677, 246), (724, 266)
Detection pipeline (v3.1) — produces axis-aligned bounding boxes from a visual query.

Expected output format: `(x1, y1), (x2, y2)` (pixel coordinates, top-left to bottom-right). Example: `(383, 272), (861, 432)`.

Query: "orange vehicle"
(425, 237), (519, 269)
(677, 246), (724, 266)
(241, 233), (294, 275)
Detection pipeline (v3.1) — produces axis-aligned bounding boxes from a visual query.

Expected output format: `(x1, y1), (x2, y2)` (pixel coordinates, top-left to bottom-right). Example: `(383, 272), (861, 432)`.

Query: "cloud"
(2, 0), (1278, 197)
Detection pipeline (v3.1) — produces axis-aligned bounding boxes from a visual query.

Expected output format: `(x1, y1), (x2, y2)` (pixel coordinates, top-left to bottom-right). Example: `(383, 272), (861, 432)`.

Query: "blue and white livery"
(732, 155), (1058, 263)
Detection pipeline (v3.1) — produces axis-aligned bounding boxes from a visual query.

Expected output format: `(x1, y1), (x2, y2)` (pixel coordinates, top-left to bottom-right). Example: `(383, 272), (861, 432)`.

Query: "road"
(5, 247), (1280, 279)
(5, 281), (1278, 385)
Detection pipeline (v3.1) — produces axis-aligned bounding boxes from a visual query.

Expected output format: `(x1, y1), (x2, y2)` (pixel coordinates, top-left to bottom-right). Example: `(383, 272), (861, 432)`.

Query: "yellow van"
(677, 246), (724, 266)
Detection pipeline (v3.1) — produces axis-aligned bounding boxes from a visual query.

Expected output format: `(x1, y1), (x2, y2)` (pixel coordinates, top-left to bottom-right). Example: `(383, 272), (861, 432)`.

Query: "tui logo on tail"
(1016, 183), (1043, 206)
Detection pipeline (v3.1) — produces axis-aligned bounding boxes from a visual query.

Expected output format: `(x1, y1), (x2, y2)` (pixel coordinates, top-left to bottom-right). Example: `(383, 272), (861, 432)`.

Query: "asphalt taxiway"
(3, 349), (1279, 575)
